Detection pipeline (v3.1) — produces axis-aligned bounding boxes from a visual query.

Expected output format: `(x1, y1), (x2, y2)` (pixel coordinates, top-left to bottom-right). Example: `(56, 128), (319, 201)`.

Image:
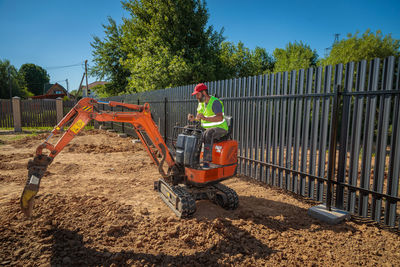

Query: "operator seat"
(215, 115), (233, 142)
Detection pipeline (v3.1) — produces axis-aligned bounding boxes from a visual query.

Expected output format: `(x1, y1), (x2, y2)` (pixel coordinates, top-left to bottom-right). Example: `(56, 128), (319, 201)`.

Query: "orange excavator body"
(186, 140), (238, 184)
(20, 98), (239, 218)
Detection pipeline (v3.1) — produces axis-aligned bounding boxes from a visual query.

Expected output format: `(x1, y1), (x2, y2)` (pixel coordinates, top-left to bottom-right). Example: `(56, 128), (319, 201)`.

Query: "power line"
(45, 62), (85, 70)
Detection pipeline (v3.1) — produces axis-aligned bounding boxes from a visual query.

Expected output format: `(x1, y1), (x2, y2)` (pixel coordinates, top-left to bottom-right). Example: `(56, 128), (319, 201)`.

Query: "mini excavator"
(20, 98), (239, 218)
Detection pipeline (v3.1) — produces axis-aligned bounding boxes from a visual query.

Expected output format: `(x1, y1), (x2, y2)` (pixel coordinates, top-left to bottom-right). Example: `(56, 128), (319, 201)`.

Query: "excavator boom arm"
(20, 97), (176, 217)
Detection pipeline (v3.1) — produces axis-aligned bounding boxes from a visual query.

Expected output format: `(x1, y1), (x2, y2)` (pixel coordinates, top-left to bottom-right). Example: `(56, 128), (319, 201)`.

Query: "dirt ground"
(1, 129), (399, 266)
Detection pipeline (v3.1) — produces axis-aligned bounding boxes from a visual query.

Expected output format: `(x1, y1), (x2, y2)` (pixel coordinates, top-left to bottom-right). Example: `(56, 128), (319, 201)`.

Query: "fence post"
(326, 85), (342, 211)
(56, 97), (63, 123)
(12, 96), (22, 132)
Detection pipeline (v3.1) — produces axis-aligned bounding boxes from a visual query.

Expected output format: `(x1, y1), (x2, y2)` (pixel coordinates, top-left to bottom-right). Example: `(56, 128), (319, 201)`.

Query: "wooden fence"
(0, 99), (13, 128)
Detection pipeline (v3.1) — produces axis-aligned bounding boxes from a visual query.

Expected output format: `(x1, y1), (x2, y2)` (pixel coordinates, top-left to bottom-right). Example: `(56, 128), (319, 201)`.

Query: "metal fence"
(101, 56), (400, 228)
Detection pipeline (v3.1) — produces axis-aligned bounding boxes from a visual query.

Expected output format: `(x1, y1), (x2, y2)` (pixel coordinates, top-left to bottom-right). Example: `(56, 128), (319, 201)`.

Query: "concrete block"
(308, 204), (350, 225)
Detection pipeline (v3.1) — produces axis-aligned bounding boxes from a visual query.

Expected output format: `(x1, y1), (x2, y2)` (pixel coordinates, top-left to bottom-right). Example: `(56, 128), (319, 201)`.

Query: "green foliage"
(273, 41), (318, 73)
(0, 59), (31, 99)
(90, 17), (130, 95)
(19, 63), (50, 95)
(90, 84), (112, 98)
(120, 0), (224, 91)
(219, 41), (274, 78)
(69, 89), (82, 99)
(90, 1), (280, 94)
(321, 29), (400, 65)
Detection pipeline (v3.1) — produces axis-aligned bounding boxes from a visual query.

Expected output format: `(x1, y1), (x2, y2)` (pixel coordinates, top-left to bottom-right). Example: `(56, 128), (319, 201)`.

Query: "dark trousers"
(203, 127), (228, 162)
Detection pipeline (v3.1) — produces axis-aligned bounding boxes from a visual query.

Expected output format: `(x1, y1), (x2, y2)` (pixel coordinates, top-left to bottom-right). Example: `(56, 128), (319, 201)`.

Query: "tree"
(321, 29), (400, 65)
(273, 41), (318, 73)
(0, 59), (31, 99)
(90, 17), (130, 95)
(219, 41), (274, 78)
(90, 83), (110, 98)
(19, 63), (50, 95)
(119, 0), (224, 92)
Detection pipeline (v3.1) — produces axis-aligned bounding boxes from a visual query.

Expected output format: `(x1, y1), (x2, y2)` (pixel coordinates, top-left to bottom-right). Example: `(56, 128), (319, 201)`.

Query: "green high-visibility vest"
(197, 96), (228, 131)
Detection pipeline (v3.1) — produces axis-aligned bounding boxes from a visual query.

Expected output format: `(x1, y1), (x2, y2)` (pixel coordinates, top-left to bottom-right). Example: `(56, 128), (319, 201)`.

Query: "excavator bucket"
(20, 186), (38, 217)
(20, 155), (52, 217)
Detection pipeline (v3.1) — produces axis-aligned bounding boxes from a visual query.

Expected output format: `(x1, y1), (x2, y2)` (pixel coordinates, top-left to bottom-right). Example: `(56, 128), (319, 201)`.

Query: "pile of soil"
(1, 129), (399, 266)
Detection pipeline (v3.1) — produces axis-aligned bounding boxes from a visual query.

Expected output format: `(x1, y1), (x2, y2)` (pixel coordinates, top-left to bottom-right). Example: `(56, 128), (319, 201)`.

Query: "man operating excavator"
(187, 83), (228, 168)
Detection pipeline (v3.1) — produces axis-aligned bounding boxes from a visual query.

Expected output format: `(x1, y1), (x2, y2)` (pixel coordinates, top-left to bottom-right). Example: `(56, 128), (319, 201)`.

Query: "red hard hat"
(192, 83), (207, 95)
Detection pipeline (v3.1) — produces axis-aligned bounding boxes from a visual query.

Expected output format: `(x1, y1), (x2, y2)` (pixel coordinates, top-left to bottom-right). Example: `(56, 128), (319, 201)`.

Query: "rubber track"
(213, 183), (239, 210)
(171, 185), (196, 218)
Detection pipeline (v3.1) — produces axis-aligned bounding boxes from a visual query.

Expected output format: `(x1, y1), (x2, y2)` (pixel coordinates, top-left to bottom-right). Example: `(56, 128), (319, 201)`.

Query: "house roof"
(81, 81), (108, 89)
(30, 83), (69, 99)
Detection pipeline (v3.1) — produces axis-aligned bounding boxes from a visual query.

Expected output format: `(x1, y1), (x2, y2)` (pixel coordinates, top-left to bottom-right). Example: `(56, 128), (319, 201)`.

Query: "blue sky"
(1, 0), (399, 92)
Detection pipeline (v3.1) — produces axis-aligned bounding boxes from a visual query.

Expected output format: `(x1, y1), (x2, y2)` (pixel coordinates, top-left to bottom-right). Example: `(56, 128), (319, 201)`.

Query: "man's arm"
(187, 113), (195, 122)
(196, 113), (223, 122)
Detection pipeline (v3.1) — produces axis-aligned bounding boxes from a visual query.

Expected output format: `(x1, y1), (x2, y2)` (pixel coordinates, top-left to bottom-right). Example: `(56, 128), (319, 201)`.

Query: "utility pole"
(324, 33), (341, 58)
(66, 79), (69, 92)
(334, 33), (340, 44)
(8, 68), (12, 99)
(84, 60), (89, 97)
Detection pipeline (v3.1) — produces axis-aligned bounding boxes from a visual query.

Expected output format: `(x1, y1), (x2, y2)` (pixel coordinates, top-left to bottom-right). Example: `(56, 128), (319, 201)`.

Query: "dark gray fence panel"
(249, 76), (256, 178)
(260, 75), (268, 183)
(317, 65), (332, 202)
(309, 66), (322, 199)
(254, 75), (262, 180)
(272, 73), (281, 186)
(347, 60), (367, 213)
(385, 58), (400, 227)
(359, 59), (379, 217)
(244, 77), (251, 176)
(372, 57), (395, 222)
(300, 68), (313, 196)
(332, 63), (343, 206)
(336, 62), (354, 209)
(239, 78), (245, 174)
(293, 69), (305, 193)
(285, 70), (296, 191)
(265, 74), (274, 184)
(279, 72), (288, 188)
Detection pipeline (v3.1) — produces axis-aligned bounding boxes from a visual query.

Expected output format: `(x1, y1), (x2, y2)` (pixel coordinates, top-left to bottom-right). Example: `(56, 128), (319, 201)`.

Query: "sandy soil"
(0, 129), (399, 266)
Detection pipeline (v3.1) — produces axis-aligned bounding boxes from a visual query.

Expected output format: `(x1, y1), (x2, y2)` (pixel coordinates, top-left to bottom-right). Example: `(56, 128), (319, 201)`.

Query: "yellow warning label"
(70, 119), (85, 134)
(82, 106), (93, 112)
